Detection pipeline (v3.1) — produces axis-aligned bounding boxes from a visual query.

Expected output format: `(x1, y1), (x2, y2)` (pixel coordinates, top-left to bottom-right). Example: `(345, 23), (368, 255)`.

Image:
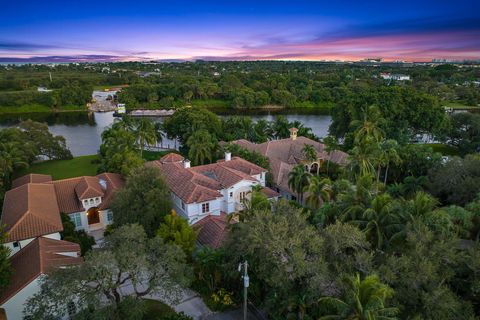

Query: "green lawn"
(191, 98), (230, 108)
(14, 155), (99, 180)
(142, 299), (177, 320)
(425, 143), (460, 156)
(444, 101), (479, 109)
(0, 104), (87, 114)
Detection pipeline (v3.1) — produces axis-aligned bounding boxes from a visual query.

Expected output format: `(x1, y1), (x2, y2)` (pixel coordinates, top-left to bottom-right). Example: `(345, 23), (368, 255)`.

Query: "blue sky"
(1, 0), (479, 61)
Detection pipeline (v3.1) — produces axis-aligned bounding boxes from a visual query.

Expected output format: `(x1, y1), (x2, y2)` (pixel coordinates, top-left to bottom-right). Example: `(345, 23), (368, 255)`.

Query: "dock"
(129, 109), (175, 117)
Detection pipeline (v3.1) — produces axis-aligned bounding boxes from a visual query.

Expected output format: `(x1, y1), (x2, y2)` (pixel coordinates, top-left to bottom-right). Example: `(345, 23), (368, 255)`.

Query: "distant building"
(380, 73), (411, 81)
(117, 103), (126, 114)
(37, 86), (52, 92)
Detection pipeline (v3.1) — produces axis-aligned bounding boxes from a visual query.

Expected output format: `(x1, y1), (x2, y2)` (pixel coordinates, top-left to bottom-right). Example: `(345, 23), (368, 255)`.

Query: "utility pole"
(49, 72), (52, 82)
(238, 260), (249, 320)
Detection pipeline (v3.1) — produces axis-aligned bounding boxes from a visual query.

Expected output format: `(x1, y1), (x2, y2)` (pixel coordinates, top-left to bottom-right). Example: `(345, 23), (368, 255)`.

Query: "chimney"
(225, 152), (232, 161)
(183, 159), (191, 168)
(289, 127), (298, 141)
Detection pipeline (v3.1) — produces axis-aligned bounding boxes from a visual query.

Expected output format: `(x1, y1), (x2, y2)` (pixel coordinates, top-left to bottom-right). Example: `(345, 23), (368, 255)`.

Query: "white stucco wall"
(1, 276), (41, 320)
(4, 233), (61, 257)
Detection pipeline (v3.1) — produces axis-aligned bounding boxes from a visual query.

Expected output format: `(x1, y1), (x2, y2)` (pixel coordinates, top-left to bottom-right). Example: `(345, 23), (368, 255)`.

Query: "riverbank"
(0, 104), (87, 115)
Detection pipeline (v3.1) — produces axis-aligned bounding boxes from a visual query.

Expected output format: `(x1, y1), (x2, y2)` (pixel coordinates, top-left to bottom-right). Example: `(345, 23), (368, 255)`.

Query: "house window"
(83, 200), (88, 206)
(107, 211), (113, 222)
(71, 213), (82, 228)
(202, 203), (210, 213)
(13, 241), (19, 248)
(240, 192), (247, 201)
(95, 197), (100, 203)
(229, 192), (233, 198)
(89, 199), (94, 205)
(181, 201), (185, 210)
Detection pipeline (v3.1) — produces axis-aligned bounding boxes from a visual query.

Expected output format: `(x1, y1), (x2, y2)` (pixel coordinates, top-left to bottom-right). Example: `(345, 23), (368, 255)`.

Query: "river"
(0, 111), (332, 156)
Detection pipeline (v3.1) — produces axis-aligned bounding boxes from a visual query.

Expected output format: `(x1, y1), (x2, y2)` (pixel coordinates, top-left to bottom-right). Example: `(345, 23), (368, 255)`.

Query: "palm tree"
(134, 118), (157, 157)
(253, 119), (274, 143)
(187, 130), (216, 165)
(303, 144), (318, 163)
(319, 274), (398, 320)
(273, 116), (291, 139)
(154, 122), (164, 149)
(0, 142), (29, 185)
(378, 140), (401, 185)
(288, 165), (312, 203)
(359, 194), (402, 250)
(304, 176), (332, 210)
(323, 136), (339, 176)
(350, 105), (385, 146)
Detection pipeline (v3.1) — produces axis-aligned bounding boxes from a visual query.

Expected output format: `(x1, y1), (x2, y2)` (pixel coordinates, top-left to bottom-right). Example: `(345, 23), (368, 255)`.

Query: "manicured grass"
(191, 98), (230, 108)
(142, 299), (176, 320)
(0, 104), (87, 114)
(426, 143), (460, 156)
(444, 101), (479, 109)
(14, 155), (99, 180)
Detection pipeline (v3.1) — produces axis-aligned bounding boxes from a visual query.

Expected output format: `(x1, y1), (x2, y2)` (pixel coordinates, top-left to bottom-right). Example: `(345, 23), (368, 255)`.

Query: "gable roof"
(74, 176), (105, 200)
(11, 174), (52, 189)
(160, 153), (184, 163)
(0, 237), (82, 305)
(1, 183), (63, 242)
(147, 154), (267, 204)
(193, 213), (231, 248)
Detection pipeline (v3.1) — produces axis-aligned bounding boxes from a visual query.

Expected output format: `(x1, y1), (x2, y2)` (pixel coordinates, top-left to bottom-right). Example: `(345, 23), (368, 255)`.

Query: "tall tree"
(110, 166), (172, 237)
(24, 224), (192, 319)
(319, 274), (398, 320)
(157, 210), (197, 256)
(304, 176), (332, 210)
(288, 165), (312, 203)
(187, 129), (216, 165)
(133, 117), (157, 157)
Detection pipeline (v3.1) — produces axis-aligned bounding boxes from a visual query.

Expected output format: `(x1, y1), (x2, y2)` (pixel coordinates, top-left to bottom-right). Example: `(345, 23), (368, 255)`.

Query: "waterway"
(0, 110), (332, 156)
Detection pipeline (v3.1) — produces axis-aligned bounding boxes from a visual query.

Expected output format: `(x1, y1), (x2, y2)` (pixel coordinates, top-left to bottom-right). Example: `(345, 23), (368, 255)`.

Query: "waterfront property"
(1, 172), (124, 256)
(229, 128), (348, 200)
(147, 152), (279, 225)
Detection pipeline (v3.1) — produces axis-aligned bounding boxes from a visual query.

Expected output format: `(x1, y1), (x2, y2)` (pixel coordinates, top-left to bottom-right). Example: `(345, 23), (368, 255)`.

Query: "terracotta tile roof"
(147, 161), (223, 204)
(193, 213), (231, 248)
(160, 153), (184, 163)
(0, 237), (82, 305)
(230, 136), (348, 193)
(11, 174), (52, 189)
(1, 184), (63, 242)
(147, 154), (267, 204)
(50, 173), (124, 214)
(261, 187), (281, 199)
(74, 176), (105, 200)
(96, 173), (125, 210)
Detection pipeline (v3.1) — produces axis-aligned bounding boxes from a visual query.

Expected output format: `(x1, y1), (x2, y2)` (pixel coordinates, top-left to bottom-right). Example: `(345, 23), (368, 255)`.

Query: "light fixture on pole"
(238, 260), (249, 320)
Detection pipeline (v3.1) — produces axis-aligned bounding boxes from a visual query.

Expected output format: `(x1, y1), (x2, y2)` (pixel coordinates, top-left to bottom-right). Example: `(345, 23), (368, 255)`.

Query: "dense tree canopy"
(110, 166), (172, 237)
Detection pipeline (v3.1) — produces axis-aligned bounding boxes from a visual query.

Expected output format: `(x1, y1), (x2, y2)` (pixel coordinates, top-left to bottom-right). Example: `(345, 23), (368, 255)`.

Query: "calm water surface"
(0, 111), (332, 156)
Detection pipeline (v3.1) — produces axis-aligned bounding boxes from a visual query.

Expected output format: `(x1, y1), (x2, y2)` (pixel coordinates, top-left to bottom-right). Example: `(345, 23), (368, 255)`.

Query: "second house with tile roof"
(147, 152), (279, 224)
(1, 172), (124, 256)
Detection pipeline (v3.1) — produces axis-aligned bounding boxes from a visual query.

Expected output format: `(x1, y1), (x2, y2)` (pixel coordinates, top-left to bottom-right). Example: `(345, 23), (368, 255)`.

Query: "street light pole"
(238, 260), (249, 320)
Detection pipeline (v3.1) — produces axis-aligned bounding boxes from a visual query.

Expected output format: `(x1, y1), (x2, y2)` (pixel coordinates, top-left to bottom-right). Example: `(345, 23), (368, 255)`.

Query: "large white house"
(148, 152), (279, 224)
(0, 172), (124, 319)
(1, 173), (124, 256)
(0, 237), (82, 320)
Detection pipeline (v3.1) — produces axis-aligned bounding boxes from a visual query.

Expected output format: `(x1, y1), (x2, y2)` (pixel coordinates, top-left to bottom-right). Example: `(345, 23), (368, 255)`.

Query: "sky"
(1, 0), (479, 62)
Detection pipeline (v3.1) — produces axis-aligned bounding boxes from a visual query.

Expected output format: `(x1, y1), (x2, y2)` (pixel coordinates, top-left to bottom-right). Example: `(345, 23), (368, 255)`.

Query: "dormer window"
(83, 200), (88, 206)
(95, 197), (100, 203)
(89, 199), (94, 205)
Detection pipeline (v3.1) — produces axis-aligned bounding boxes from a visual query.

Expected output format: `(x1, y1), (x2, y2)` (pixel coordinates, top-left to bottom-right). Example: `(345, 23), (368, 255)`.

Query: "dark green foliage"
(60, 213), (95, 255)
(0, 228), (12, 292)
(111, 166), (172, 237)
(443, 112), (480, 155)
(428, 155), (480, 206)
